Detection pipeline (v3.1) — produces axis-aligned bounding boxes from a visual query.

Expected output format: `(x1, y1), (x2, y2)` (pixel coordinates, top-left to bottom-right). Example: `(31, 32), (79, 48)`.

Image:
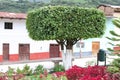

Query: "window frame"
(4, 22), (13, 30)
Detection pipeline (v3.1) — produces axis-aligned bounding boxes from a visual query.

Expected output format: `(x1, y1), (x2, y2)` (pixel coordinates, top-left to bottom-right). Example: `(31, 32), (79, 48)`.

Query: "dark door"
(3, 43), (9, 61)
(50, 44), (60, 58)
(19, 44), (30, 60)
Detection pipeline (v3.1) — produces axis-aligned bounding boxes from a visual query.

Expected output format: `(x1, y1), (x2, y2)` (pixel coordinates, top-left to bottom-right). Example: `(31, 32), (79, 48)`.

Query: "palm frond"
(107, 48), (114, 52)
(106, 37), (120, 41)
(110, 31), (120, 37)
(115, 44), (120, 46)
(112, 18), (120, 28)
(108, 42), (114, 46)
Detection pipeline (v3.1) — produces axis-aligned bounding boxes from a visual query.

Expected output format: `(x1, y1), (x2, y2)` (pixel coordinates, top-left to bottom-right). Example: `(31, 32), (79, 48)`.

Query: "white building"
(97, 4), (120, 54)
(0, 12), (59, 62)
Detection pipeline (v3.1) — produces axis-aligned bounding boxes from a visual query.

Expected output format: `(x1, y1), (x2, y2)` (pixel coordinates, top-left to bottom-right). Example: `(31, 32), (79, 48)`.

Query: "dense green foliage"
(52, 64), (65, 72)
(16, 64), (33, 75)
(26, 5), (105, 70)
(26, 6), (105, 44)
(34, 65), (45, 74)
(107, 58), (120, 73)
(22, 64), (33, 75)
(0, 0), (120, 13)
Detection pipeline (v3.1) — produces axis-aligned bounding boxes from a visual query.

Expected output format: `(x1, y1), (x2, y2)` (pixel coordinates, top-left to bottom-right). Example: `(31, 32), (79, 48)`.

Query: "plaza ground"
(0, 53), (118, 72)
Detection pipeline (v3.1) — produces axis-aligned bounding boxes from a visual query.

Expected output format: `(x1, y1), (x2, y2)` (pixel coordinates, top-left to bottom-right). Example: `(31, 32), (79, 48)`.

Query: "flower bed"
(66, 65), (107, 80)
(0, 64), (120, 80)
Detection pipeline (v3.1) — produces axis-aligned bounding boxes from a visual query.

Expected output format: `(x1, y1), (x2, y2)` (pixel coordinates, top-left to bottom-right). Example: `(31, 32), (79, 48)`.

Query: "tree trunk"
(60, 44), (66, 68)
(57, 40), (74, 70)
(64, 49), (73, 70)
(61, 50), (65, 66)
(64, 41), (73, 70)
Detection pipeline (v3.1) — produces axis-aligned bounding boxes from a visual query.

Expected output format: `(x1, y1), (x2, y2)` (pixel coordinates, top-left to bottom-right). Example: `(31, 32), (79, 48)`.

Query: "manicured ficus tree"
(26, 6), (106, 70)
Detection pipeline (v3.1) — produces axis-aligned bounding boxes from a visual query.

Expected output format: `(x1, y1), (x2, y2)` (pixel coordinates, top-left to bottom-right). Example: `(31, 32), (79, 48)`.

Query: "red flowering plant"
(65, 65), (85, 80)
(66, 65), (108, 80)
(112, 72), (120, 80)
(80, 75), (104, 80)
(84, 65), (107, 77)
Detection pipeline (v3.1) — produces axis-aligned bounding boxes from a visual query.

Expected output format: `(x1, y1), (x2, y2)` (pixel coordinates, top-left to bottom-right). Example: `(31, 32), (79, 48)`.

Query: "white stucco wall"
(0, 17), (115, 55)
(0, 18), (57, 55)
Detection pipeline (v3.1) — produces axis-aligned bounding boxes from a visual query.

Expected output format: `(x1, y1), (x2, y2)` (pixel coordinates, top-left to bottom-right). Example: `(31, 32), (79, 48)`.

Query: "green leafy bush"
(16, 67), (23, 74)
(52, 64), (65, 72)
(107, 58), (120, 73)
(107, 66), (119, 73)
(22, 64), (33, 76)
(34, 65), (44, 74)
(6, 66), (15, 77)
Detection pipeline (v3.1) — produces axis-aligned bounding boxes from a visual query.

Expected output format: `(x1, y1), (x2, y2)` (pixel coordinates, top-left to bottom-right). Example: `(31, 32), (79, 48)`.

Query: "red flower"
(40, 74), (44, 78)
(52, 72), (65, 78)
(65, 65), (107, 80)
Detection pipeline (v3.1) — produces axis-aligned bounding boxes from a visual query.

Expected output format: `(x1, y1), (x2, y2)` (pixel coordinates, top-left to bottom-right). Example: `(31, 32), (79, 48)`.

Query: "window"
(76, 41), (84, 48)
(4, 22), (13, 29)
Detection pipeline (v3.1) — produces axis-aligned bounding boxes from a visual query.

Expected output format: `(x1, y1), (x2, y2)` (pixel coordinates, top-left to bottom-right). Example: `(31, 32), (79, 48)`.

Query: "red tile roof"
(98, 4), (120, 9)
(0, 12), (27, 19)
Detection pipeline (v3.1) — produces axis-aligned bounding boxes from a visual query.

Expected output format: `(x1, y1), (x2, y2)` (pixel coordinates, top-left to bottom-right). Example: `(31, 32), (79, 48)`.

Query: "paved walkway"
(0, 55), (118, 72)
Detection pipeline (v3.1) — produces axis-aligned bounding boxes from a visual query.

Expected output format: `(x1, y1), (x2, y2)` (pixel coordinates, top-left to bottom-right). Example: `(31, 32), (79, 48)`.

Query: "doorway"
(49, 44), (60, 58)
(3, 43), (9, 61)
(92, 41), (100, 56)
(19, 44), (30, 60)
